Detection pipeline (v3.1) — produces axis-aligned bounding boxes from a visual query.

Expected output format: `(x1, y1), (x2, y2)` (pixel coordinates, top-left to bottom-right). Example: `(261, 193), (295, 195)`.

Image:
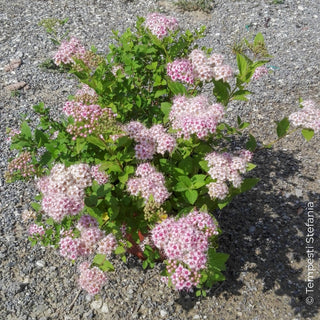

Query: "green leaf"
(276, 117), (290, 138)
(86, 136), (106, 149)
(84, 195), (98, 207)
(301, 128), (314, 141)
(173, 181), (189, 192)
(35, 129), (48, 146)
(185, 189), (198, 205)
(167, 80), (187, 95)
(33, 102), (47, 115)
(114, 246), (126, 255)
(239, 178), (260, 193)
(199, 160), (209, 172)
(191, 174), (207, 189)
(232, 90), (251, 101)
(20, 121), (32, 139)
(142, 260), (148, 269)
(246, 163), (256, 172)
(237, 54), (248, 78)
(154, 89), (168, 98)
(208, 251), (229, 271)
(93, 254), (106, 265)
(178, 157), (194, 175)
(254, 32), (265, 46)
(100, 259), (115, 272)
(246, 134), (257, 152)
(160, 102), (172, 120)
(212, 79), (230, 105)
(177, 176), (192, 188)
(31, 202), (41, 212)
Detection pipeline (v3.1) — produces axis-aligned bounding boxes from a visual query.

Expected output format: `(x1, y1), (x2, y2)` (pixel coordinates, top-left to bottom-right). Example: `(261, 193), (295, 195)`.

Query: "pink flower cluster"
(63, 101), (114, 140)
(75, 84), (98, 105)
(169, 95), (224, 139)
(289, 100), (320, 133)
(127, 163), (170, 204)
(205, 150), (253, 200)
(59, 214), (117, 261)
(151, 210), (219, 291)
(29, 223), (45, 236)
(38, 163), (92, 221)
(252, 66), (268, 80)
(189, 49), (233, 82)
(167, 59), (194, 84)
(54, 37), (86, 66)
(145, 13), (178, 39)
(7, 151), (36, 178)
(91, 165), (109, 185)
(6, 128), (21, 143)
(124, 122), (176, 159)
(79, 261), (107, 295)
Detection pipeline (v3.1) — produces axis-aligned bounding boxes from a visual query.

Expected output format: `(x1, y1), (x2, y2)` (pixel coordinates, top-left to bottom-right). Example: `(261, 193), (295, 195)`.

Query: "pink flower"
(29, 224), (45, 236)
(252, 66), (268, 80)
(78, 262), (107, 295)
(54, 37), (86, 66)
(167, 59), (194, 84)
(145, 13), (178, 39)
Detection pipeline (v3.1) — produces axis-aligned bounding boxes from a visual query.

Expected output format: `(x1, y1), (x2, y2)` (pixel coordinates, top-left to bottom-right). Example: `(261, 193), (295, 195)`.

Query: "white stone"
(90, 298), (103, 310)
(101, 303), (109, 313)
(160, 310), (168, 317)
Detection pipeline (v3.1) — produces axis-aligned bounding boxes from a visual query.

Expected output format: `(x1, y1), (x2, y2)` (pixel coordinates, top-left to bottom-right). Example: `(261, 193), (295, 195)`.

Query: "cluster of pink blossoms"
(78, 261), (107, 295)
(289, 100), (320, 133)
(127, 163), (170, 204)
(167, 59), (194, 84)
(63, 100), (114, 140)
(205, 150), (253, 200)
(59, 215), (117, 260)
(167, 50), (233, 84)
(145, 13), (179, 39)
(28, 223), (45, 236)
(252, 66), (268, 80)
(37, 163), (92, 221)
(151, 210), (219, 291)
(6, 128), (21, 143)
(91, 164), (109, 185)
(6, 151), (36, 179)
(124, 122), (176, 159)
(189, 49), (233, 82)
(54, 37), (86, 66)
(75, 84), (99, 105)
(169, 95), (224, 139)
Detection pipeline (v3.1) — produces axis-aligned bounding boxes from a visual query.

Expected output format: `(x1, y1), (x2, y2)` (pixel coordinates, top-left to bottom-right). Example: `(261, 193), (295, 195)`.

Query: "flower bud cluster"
(289, 100), (320, 132)
(6, 128), (21, 143)
(124, 122), (176, 160)
(151, 210), (219, 291)
(145, 13), (178, 39)
(205, 150), (253, 200)
(91, 164), (109, 185)
(54, 37), (86, 66)
(74, 84), (99, 105)
(63, 101), (114, 140)
(127, 163), (170, 204)
(169, 95), (224, 139)
(38, 163), (92, 221)
(6, 151), (36, 180)
(29, 223), (45, 236)
(78, 261), (107, 295)
(252, 66), (268, 80)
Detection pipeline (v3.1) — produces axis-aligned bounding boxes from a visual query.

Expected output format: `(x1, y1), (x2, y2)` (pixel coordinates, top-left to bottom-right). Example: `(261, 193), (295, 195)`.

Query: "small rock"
(101, 302), (109, 313)
(4, 59), (22, 72)
(90, 298), (103, 310)
(297, 6), (304, 10)
(36, 260), (45, 268)
(160, 310), (167, 317)
(193, 315), (201, 320)
(249, 226), (256, 233)
(295, 189), (302, 197)
(5, 81), (27, 91)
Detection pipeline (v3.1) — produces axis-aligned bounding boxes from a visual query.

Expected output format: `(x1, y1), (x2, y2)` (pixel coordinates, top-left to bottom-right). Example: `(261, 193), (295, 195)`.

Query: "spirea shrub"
(6, 13), (317, 296)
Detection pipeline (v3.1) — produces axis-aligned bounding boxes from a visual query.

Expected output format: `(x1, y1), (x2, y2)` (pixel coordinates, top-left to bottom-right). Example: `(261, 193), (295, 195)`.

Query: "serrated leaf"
(31, 202), (41, 212)
(20, 121), (32, 139)
(246, 134), (257, 152)
(246, 163), (256, 172)
(154, 89), (167, 98)
(173, 181), (189, 192)
(93, 253), (106, 265)
(100, 259), (115, 272)
(177, 176), (192, 188)
(301, 128), (314, 141)
(114, 246), (126, 255)
(86, 136), (106, 149)
(276, 117), (290, 138)
(185, 189), (198, 205)
(167, 80), (187, 95)
(199, 160), (209, 172)
(178, 157), (194, 175)
(240, 178), (260, 193)
(84, 195), (98, 207)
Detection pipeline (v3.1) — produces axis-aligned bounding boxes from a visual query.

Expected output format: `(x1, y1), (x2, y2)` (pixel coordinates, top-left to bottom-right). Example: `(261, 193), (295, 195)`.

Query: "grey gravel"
(1, 0), (320, 319)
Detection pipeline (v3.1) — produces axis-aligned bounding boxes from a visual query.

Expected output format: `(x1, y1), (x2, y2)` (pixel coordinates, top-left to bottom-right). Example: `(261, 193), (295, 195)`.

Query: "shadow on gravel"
(176, 148), (320, 318)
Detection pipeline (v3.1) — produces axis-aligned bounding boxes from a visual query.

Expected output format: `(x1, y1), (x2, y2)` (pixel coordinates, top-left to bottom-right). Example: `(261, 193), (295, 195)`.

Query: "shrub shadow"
(176, 148), (319, 318)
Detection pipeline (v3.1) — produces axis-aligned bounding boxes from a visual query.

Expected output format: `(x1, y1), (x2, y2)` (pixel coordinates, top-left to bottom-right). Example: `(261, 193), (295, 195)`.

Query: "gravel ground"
(0, 0), (320, 319)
